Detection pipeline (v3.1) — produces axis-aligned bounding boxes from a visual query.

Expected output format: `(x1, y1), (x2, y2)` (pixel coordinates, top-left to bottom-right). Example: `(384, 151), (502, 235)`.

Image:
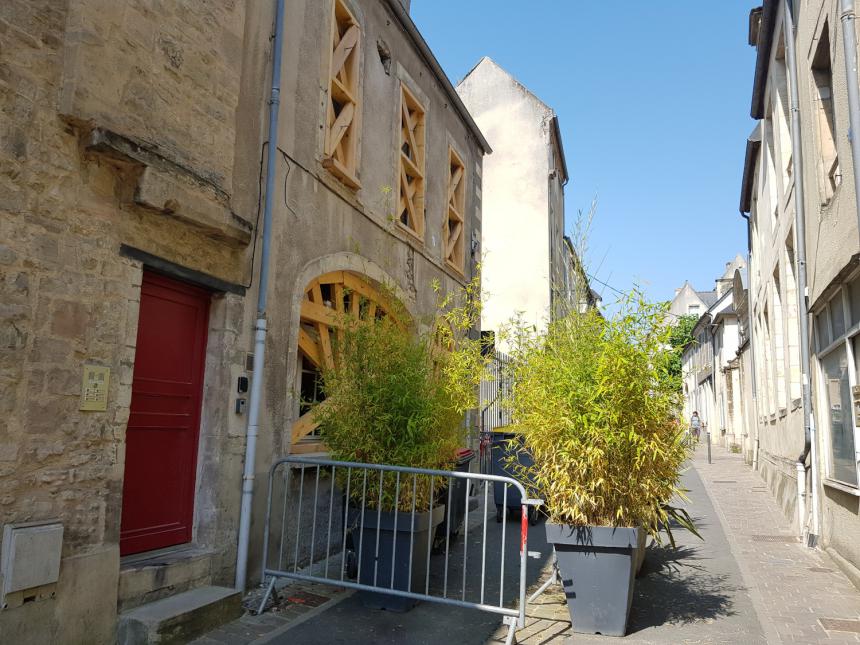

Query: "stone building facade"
(0, 1), (487, 642)
(681, 257), (746, 447)
(669, 281), (717, 320)
(456, 57), (577, 343)
(740, 0), (860, 587)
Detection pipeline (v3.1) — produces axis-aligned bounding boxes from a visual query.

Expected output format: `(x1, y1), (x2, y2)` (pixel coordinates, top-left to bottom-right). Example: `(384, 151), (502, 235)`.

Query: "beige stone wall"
(793, 0), (860, 579)
(59, 0), (247, 192)
(1, 0), (484, 641)
(456, 58), (552, 342)
(747, 0), (860, 573)
(0, 0), (264, 641)
(246, 0), (485, 578)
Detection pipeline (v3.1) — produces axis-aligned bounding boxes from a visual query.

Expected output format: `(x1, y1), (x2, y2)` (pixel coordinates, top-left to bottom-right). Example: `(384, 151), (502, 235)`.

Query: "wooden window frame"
(323, 0), (361, 190)
(291, 271), (404, 453)
(444, 146), (466, 273)
(397, 84), (426, 240)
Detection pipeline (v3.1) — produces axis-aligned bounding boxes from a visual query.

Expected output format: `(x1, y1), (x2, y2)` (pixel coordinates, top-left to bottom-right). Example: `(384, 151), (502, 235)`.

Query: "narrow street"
(194, 443), (860, 644)
(8, 3), (860, 643)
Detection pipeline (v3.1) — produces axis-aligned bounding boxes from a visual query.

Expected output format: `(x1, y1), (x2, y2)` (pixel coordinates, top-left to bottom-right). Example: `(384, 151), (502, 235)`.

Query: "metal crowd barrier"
(258, 456), (541, 645)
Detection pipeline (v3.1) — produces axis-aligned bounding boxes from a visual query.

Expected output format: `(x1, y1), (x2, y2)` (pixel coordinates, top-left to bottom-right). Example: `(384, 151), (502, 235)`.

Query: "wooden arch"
(291, 270), (404, 453)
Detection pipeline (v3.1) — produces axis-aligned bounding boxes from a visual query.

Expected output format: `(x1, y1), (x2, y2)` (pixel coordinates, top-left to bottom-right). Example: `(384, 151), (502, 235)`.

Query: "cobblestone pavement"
(490, 445), (766, 645)
(195, 444), (860, 644)
(488, 444), (860, 645)
(691, 445), (860, 644)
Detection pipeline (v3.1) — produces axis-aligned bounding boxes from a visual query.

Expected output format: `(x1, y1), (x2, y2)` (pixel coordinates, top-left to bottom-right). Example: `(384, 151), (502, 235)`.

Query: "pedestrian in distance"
(690, 411), (702, 443)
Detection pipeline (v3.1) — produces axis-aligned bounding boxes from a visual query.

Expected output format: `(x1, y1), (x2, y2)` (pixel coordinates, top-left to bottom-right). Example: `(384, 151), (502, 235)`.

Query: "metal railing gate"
(258, 456), (541, 645)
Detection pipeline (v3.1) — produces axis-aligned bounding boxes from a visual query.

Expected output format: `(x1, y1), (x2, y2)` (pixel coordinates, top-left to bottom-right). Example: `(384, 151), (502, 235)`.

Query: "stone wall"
(1, 0), (485, 642)
(0, 1), (263, 641)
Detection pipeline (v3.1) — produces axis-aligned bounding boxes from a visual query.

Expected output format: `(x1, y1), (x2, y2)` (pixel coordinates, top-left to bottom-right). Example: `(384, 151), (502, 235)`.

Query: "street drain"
(750, 535), (798, 543)
(819, 618), (860, 633)
(712, 480), (737, 484)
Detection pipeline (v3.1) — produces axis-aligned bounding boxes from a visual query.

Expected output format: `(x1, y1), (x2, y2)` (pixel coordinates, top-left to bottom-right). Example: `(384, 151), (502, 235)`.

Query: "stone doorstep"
(118, 546), (216, 612)
(118, 585), (243, 645)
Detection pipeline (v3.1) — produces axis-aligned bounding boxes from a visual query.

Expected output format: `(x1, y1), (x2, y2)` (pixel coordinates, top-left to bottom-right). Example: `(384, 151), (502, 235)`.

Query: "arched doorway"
(290, 270), (405, 453)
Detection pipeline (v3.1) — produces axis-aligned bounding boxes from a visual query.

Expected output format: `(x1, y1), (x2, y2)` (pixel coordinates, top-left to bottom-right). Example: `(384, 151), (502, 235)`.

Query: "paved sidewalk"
(494, 448), (765, 645)
(194, 445), (860, 644)
(692, 444), (860, 644)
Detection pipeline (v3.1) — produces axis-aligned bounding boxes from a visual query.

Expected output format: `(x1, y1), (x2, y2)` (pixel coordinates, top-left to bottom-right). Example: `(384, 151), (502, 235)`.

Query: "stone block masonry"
(0, 1), (261, 642)
(0, 1), (486, 643)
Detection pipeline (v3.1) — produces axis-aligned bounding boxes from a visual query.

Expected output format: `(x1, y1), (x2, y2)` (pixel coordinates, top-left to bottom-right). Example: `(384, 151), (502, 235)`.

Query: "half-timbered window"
(444, 146), (466, 273)
(323, 0), (361, 189)
(292, 271), (403, 453)
(398, 84), (426, 239)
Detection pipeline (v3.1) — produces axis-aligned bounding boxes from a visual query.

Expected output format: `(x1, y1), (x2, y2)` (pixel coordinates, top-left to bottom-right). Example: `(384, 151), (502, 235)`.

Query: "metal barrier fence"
(480, 351), (513, 433)
(258, 456), (541, 645)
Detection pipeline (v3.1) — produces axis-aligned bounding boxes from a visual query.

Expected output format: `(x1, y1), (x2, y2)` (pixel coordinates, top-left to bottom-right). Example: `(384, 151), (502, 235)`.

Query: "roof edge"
(740, 124), (762, 213)
(550, 116), (569, 183)
(751, 0), (777, 119)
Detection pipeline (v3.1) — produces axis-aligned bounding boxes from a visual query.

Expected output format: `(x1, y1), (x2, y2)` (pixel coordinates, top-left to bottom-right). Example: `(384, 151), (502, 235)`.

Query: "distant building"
(670, 255), (745, 320)
(670, 282), (717, 319)
(681, 257), (748, 448)
(457, 57), (588, 345)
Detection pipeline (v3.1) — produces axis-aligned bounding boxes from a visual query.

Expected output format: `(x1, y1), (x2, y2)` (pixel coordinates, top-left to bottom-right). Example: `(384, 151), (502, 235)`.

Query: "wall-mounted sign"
(79, 365), (110, 411)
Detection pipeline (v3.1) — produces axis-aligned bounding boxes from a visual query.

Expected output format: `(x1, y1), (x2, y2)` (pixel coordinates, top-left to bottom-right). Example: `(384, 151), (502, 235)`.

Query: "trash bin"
(435, 448), (475, 543)
(491, 432), (537, 524)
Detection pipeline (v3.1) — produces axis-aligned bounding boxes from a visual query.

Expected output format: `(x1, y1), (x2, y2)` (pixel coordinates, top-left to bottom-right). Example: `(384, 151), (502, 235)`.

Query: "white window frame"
(814, 274), (860, 492)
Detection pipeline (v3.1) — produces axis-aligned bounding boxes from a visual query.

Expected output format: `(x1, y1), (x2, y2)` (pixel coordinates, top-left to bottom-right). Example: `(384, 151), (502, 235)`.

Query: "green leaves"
(314, 275), (487, 513)
(506, 289), (694, 544)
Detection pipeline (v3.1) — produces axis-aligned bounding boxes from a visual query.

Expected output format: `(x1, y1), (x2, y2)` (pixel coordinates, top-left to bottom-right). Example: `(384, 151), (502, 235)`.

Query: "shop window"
(821, 346), (857, 486)
(850, 277), (860, 326)
(831, 291), (847, 339)
(816, 310), (831, 351)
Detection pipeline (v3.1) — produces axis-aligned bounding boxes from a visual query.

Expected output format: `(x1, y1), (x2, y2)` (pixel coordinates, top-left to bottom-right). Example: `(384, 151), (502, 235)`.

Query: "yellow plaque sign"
(80, 365), (110, 411)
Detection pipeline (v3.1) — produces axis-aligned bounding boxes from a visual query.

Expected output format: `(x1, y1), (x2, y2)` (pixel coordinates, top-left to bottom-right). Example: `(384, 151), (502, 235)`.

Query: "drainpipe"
(783, 0), (819, 540)
(841, 0), (860, 242)
(741, 213), (761, 469)
(235, 0), (285, 592)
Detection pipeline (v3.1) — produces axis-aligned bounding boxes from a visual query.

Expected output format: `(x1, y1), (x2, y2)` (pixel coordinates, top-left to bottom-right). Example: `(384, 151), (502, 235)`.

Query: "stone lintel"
(83, 128), (253, 247)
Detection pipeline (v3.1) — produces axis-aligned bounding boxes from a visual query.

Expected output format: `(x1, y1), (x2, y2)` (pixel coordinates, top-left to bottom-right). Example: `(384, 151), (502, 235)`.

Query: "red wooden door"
(120, 271), (210, 556)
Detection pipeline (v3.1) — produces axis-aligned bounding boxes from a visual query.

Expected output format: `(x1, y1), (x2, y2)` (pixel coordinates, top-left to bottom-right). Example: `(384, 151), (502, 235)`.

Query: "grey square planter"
(351, 505), (445, 612)
(545, 523), (642, 637)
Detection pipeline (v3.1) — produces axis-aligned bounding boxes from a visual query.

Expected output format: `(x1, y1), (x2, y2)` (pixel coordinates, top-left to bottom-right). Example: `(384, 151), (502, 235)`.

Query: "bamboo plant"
(505, 291), (697, 544)
(312, 276), (486, 512)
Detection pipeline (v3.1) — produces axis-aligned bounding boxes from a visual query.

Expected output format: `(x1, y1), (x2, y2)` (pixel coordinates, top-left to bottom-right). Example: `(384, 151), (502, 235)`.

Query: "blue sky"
(411, 1), (759, 304)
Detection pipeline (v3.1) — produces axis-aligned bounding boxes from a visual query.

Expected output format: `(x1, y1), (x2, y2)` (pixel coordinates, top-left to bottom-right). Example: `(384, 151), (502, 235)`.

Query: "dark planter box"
(634, 530), (647, 576)
(490, 432), (534, 518)
(545, 523), (642, 637)
(351, 505), (445, 612)
(436, 448), (476, 542)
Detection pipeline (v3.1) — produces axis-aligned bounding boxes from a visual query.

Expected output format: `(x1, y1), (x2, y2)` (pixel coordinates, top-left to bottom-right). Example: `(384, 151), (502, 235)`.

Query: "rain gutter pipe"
(740, 212), (761, 469)
(235, 0), (285, 592)
(783, 0), (819, 539)
(840, 0), (860, 241)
